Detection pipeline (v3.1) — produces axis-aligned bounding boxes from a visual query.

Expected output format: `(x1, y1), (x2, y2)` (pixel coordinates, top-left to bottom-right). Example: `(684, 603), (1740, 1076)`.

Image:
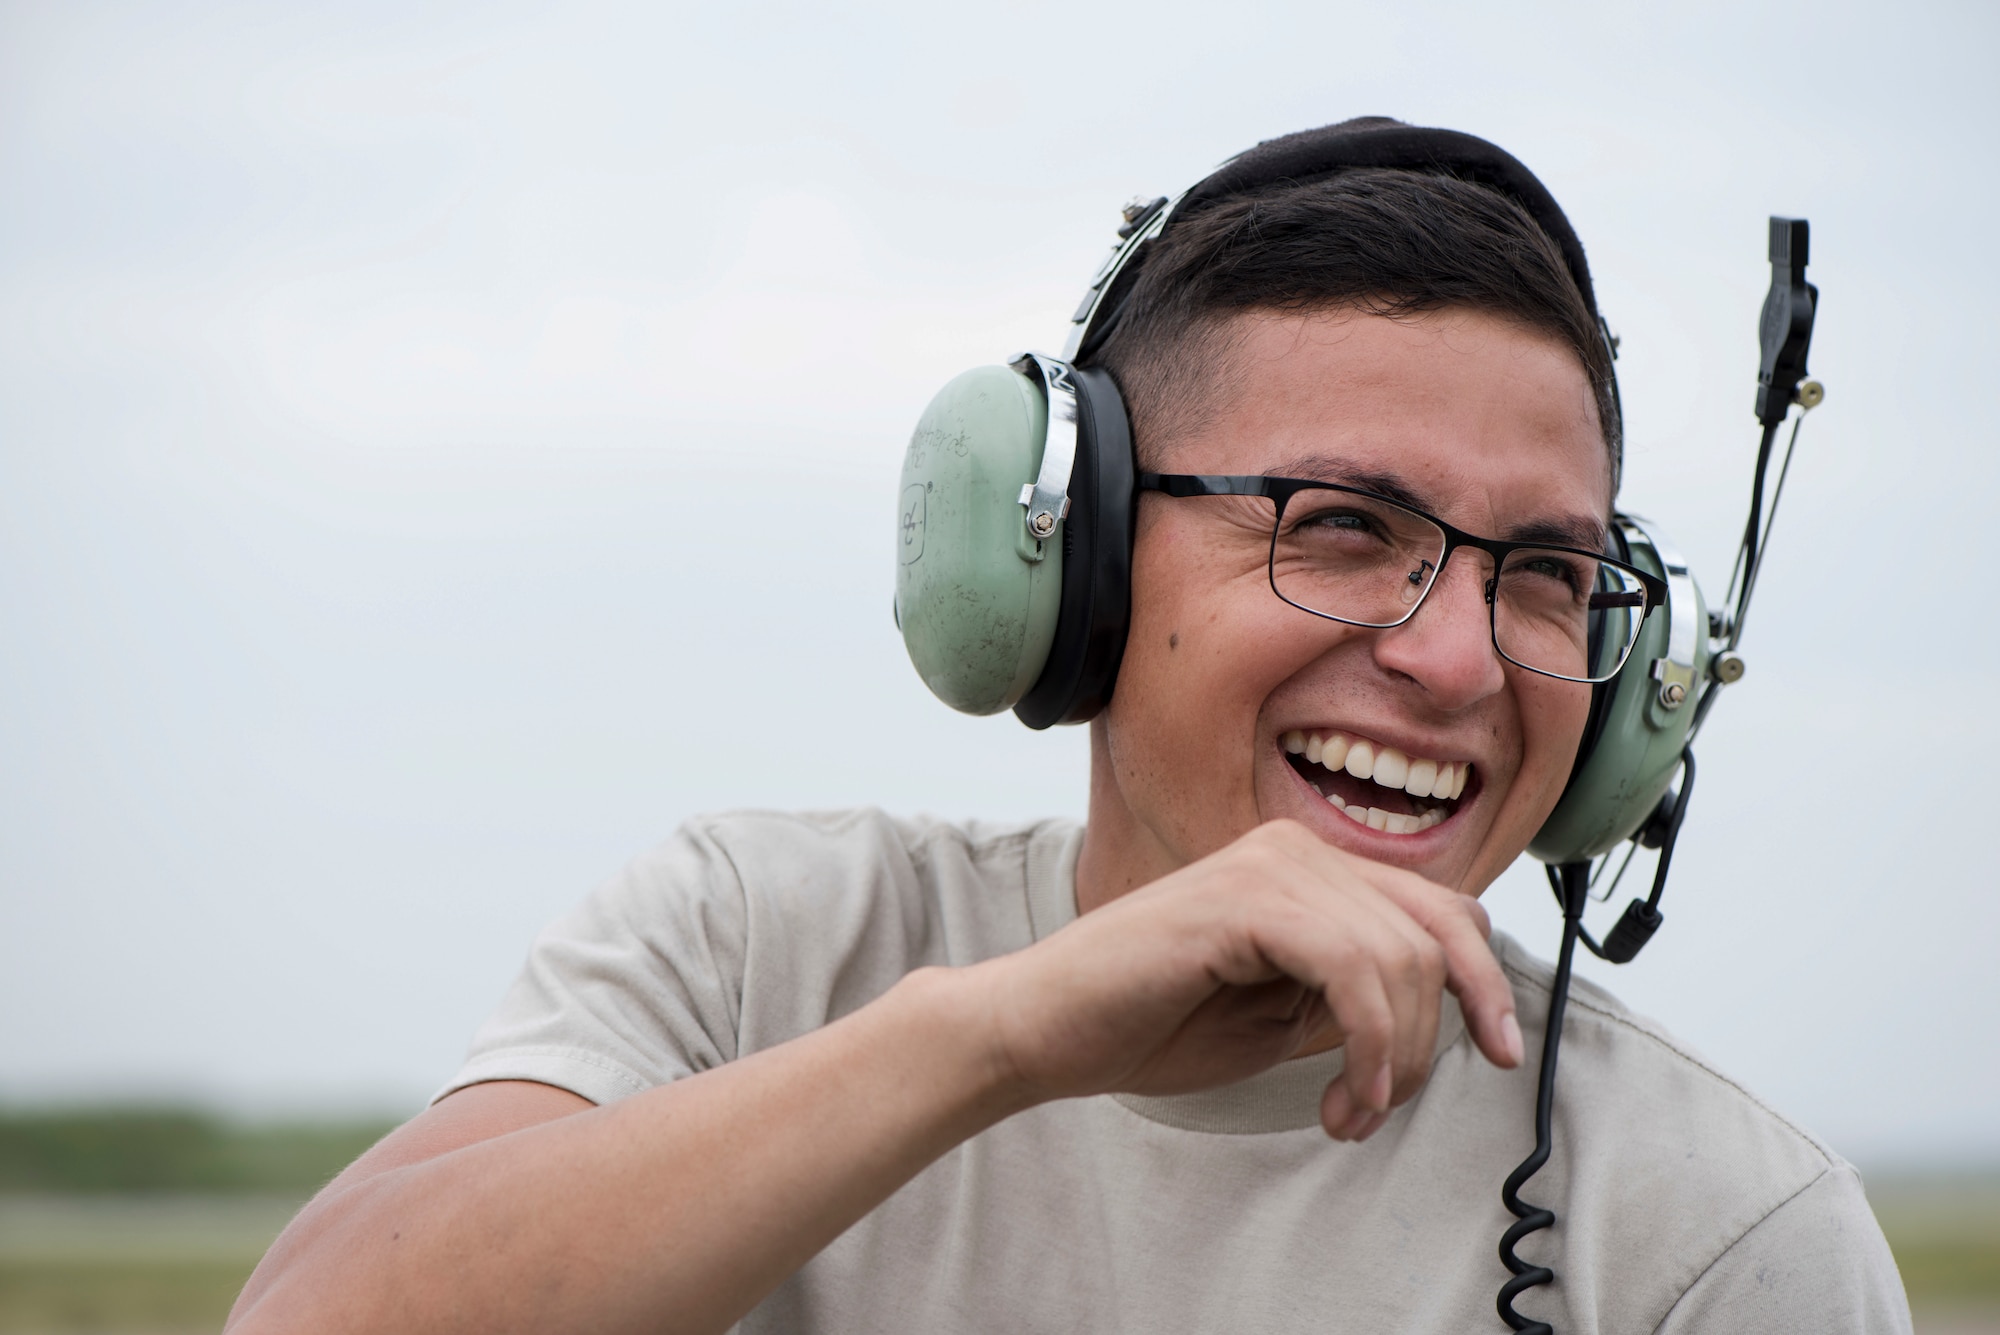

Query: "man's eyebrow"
(1272, 454), (1610, 551)
(1273, 456), (1431, 511)
(1503, 515), (1611, 550)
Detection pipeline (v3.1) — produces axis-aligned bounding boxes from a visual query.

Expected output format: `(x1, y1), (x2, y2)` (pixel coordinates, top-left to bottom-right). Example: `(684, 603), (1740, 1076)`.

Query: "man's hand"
(975, 820), (1525, 1141)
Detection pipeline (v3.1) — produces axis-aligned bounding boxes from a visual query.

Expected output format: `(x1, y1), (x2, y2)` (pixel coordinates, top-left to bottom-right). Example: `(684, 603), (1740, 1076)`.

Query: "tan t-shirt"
(445, 808), (1911, 1334)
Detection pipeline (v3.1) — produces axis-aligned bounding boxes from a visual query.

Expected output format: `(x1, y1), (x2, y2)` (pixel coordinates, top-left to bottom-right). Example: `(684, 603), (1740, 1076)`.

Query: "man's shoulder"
(666, 807), (1079, 904)
(679, 806), (1072, 863)
(1484, 932), (1902, 1328)
(1492, 930), (1841, 1187)
(648, 808), (1082, 968)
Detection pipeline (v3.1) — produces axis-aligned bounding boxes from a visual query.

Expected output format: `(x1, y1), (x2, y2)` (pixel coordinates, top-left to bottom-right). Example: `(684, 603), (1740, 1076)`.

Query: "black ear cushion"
(1013, 366), (1136, 729)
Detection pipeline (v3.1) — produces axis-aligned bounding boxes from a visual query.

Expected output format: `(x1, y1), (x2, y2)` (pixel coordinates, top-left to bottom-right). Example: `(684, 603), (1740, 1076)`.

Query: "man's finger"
(1252, 897), (1407, 1131)
(1264, 828), (1519, 1074)
(1375, 906), (1448, 1103)
(1364, 871), (1522, 1070)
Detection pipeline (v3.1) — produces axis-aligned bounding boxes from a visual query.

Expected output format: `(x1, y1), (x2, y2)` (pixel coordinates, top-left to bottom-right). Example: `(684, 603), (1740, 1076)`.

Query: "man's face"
(1091, 306), (1612, 898)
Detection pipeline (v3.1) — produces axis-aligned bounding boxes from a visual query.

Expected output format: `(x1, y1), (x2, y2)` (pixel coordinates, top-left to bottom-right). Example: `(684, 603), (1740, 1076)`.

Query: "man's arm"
(226, 965), (1024, 1335)
(228, 820), (1524, 1335)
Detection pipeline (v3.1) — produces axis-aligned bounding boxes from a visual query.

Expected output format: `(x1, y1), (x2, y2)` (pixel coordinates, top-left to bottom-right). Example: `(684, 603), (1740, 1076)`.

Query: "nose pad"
(1376, 548), (1507, 702)
(1401, 559), (1437, 608)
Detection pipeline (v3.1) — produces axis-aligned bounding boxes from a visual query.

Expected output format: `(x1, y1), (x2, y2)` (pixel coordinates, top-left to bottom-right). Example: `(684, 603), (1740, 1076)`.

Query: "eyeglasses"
(1137, 473), (1666, 684)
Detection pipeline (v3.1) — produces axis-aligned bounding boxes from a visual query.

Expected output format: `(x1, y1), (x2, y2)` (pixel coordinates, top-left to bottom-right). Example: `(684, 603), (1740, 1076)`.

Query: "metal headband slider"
(1620, 514), (1700, 711)
(1012, 353), (1078, 543)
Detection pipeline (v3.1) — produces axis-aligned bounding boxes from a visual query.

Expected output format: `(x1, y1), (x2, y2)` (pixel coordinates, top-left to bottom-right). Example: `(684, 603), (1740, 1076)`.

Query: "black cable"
(1687, 659), (1727, 742)
(1496, 860), (1590, 1334)
(1732, 414), (1805, 650)
(1642, 749), (1694, 914)
(1723, 420), (1780, 615)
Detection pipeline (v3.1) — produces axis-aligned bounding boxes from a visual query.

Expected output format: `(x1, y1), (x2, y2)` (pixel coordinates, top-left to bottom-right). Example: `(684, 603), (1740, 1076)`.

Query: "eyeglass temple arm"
(1135, 473), (1276, 498)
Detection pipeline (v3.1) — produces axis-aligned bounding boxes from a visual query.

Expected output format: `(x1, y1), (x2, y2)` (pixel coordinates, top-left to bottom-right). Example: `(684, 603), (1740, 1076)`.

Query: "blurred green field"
(0, 1107), (395, 1333)
(0, 1109), (1993, 1333)
(1870, 1172), (2000, 1329)
(0, 1110), (396, 1197)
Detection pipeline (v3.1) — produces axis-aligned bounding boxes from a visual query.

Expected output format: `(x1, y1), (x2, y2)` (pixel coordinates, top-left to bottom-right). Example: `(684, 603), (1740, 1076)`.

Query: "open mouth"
(1282, 729), (1473, 836)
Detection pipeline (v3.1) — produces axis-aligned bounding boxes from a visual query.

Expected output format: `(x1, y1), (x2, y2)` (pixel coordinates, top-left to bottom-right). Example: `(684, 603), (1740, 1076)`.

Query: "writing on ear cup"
(896, 364), (1067, 715)
(1014, 365), (1136, 729)
(1530, 519), (1709, 864)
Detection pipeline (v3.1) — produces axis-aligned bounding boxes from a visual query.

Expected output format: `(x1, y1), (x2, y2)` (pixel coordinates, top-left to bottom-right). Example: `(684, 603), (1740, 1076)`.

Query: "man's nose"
(1371, 551), (1508, 707)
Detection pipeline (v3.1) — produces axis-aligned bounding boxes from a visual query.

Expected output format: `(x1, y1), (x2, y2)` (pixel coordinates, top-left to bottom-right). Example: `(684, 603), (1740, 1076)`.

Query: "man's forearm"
(227, 967), (1033, 1335)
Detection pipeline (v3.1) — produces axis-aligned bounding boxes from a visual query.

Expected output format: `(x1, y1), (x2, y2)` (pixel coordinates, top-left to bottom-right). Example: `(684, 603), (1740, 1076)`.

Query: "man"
(229, 120), (1909, 1333)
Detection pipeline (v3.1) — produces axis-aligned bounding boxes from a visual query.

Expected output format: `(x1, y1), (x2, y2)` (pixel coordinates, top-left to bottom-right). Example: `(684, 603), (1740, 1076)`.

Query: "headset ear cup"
(896, 365), (1067, 715)
(1013, 365), (1136, 729)
(1530, 523), (1707, 864)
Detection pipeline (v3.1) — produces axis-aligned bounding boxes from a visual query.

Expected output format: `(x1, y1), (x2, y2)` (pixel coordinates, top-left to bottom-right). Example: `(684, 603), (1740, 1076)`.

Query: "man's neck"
(1073, 718), (1183, 916)
(1072, 719), (1350, 1062)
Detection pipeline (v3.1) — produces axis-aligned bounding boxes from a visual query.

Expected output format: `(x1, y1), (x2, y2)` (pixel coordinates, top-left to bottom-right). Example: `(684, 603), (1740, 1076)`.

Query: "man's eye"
(1294, 508), (1381, 536)
(1512, 553), (1590, 594)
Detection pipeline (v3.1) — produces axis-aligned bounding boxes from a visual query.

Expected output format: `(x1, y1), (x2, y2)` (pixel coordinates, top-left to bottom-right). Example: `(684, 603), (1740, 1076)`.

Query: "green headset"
(896, 118), (1719, 875)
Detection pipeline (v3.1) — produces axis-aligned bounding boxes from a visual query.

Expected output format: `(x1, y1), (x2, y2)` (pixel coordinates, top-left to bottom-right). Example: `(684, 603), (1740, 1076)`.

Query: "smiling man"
(229, 120), (1908, 1334)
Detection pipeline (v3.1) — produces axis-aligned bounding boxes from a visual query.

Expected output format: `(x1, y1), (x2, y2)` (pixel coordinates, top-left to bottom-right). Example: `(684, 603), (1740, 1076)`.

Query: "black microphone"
(1755, 218), (1818, 427)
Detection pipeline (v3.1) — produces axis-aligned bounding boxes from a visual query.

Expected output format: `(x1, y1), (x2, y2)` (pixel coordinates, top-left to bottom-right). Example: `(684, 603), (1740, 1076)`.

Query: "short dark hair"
(1085, 167), (1620, 485)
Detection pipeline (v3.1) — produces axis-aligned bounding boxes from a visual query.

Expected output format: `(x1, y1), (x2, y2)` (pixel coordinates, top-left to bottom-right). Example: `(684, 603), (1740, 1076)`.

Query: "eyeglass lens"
(1268, 490), (1645, 683)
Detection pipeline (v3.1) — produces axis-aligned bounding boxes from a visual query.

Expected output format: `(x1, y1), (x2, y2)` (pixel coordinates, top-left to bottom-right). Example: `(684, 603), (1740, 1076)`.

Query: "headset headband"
(1069, 118), (1617, 447)
(1180, 118), (1602, 316)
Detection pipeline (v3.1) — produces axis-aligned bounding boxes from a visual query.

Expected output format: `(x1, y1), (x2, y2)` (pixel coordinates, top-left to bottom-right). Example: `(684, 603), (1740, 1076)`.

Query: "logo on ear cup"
(899, 483), (927, 565)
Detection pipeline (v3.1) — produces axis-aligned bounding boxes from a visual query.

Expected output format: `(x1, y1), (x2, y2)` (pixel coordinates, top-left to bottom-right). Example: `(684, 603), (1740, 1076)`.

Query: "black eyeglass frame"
(1136, 472), (1669, 685)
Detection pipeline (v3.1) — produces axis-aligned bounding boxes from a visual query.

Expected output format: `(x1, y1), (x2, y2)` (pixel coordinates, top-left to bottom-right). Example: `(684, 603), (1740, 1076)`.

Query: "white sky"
(1, 0), (1996, 1168)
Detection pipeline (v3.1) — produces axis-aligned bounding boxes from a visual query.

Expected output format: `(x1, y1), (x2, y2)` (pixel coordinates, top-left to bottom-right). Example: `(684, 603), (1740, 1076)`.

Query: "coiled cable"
(1496, 860), (1590, 1333)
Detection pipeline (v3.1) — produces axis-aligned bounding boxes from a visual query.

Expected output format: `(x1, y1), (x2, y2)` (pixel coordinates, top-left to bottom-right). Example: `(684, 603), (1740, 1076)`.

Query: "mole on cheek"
(1169, 632), (1180, 651)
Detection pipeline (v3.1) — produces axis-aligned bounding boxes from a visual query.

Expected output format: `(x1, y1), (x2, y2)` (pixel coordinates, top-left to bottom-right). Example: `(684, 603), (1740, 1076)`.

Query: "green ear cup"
(896, 364), (1066, 715)
(1530, 518), (1709, 864)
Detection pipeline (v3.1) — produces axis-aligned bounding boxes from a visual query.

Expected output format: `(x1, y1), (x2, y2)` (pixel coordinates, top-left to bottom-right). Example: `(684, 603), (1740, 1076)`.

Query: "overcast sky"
(2, 0), (1995, 1169)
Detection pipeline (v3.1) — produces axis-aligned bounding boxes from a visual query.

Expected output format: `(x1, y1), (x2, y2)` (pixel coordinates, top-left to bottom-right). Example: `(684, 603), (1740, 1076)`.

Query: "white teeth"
(1345, 740), (1375, 781)
(1290, 729), (1469, 813)
(1406, 758), (1437, 799)
(1337, 804), (1444, 836)
(1325, 791), (1346, 811)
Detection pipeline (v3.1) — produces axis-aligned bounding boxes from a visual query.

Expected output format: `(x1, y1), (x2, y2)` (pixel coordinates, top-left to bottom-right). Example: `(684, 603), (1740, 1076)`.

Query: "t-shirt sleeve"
(433, 819), (750, 1107)
(1654, 1164), (1912, 1334)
